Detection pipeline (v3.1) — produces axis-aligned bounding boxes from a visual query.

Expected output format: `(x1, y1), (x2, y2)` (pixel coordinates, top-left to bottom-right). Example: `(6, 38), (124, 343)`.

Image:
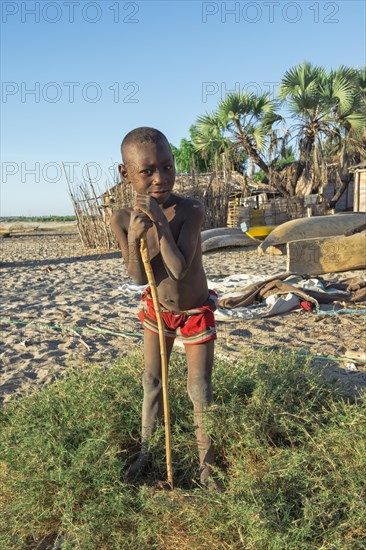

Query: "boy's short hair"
(121, 127), (169, 159)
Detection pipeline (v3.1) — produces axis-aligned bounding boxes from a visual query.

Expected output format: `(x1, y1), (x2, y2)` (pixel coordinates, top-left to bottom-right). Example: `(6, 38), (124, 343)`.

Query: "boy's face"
(119, 139), (176, 205)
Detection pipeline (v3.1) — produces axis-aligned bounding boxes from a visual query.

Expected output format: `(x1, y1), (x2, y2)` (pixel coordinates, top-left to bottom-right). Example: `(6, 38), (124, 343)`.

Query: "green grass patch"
(1, 350), (365, 549)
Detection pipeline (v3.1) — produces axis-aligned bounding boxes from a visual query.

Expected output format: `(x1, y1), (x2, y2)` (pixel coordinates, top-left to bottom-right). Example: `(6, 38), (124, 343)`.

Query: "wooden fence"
(69, 173), (235, 249)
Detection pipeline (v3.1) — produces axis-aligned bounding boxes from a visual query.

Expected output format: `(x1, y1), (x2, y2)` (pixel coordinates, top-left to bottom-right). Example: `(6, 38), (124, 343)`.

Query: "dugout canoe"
(287, 230), (366, 275)
(258, 213), (366, 254)
(202, 232), (260, 253)
(201, 227), (244, 243)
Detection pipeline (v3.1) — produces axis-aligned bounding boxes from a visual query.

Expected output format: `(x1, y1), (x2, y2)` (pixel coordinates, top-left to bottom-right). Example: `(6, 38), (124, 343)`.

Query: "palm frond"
(279, 62), (324, 100)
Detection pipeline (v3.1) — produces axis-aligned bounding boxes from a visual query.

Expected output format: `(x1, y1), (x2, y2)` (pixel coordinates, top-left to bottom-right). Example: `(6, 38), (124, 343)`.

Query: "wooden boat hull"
(287, 231), (366, 275)
(259, 213), (366, 254)
(202, 233), (260, 253)
(201, 227), (243, 243)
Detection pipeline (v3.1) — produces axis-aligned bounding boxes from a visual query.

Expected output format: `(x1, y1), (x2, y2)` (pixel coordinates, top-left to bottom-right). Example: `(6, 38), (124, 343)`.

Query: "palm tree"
(193, 92), (282, 177)
(324, 65), (366, 206)
(189, 116), (228, 173)
(279, 62), (366, 198)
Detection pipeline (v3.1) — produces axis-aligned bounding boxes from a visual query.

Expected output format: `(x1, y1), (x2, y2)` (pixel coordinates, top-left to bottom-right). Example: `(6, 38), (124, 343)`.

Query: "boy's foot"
(125, 452), (150, 481)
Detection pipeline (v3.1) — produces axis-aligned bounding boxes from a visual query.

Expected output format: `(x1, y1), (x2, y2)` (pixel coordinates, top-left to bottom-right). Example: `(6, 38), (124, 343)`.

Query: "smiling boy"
(110, 127), (217, 487)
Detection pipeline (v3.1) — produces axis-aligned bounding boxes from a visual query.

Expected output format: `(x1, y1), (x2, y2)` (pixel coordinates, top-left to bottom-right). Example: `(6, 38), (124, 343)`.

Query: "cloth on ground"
(218, 277), (319, 309)
(215, 292), (301, 321)
(342, 277), (366, 303)
(313, 276), (366, 303)
(207, 273), (287, 298)
(214, 273), (366, 321)
(352, 289), (366, 302)
(283, 275), (352, 304)
(217, 274), (366, 311)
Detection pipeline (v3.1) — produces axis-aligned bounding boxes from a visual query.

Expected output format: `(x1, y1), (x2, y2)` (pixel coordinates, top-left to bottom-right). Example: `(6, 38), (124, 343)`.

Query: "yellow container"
(245, 225), (277, 239)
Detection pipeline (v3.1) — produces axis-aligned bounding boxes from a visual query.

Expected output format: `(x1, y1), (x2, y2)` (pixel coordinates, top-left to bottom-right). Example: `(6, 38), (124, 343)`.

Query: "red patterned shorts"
(138, 288), (217, 345)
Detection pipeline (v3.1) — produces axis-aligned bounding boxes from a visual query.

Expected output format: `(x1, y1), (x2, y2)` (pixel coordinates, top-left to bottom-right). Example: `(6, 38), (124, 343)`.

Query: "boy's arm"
(159, 202), (203, 280)
(110, 209), (150, 284)
(135, 196), (203, 281)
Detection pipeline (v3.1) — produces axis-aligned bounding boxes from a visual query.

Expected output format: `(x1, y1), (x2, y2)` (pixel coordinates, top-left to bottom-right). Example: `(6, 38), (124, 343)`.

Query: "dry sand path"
(1, 226), (365, 405)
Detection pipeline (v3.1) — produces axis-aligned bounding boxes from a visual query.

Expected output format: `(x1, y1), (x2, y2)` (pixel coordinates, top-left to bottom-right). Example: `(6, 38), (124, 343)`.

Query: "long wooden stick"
(140, 236), (173, 488)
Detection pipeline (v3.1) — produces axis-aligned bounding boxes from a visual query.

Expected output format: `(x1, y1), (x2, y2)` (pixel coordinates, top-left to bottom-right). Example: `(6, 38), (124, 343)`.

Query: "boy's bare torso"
(120, 193), (209, 311)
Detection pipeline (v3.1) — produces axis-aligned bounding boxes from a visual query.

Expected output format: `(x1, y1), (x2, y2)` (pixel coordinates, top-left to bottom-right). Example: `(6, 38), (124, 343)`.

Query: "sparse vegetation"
(1, 350), (365, 549)
(0, 216), (76, 223)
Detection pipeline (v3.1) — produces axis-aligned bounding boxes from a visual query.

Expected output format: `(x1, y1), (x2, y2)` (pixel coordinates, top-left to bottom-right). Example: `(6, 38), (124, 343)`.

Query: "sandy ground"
(1, 223), (365, 405)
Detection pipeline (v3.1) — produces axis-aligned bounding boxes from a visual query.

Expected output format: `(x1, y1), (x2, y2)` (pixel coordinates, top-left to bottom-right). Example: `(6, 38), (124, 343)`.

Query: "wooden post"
(140, 236), (173, 488)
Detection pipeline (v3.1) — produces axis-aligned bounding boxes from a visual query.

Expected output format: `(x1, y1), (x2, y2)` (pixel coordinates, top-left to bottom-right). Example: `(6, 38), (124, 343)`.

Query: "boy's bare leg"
(185, 340), (215, 485)
(127, 328), (175, 478)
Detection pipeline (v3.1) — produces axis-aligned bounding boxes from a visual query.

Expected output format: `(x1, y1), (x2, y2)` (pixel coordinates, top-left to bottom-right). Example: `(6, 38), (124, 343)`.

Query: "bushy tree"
(170, 134), (207, 173)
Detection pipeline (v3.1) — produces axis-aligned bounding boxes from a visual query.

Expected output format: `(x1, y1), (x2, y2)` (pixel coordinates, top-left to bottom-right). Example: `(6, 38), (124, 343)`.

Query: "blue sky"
(1, 0), (365, 216)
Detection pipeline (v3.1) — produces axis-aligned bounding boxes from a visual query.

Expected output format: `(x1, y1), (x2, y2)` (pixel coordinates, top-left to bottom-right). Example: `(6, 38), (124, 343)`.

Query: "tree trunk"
(237, 133), (269, 175)
(249, 145), (269, 174)
(328, 174), (351, 209)
(290, 135), (314, 195)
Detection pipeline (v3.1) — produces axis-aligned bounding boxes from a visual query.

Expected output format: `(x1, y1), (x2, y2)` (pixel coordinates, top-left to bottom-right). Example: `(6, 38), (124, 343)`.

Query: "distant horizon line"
(0, 214), (75, 219)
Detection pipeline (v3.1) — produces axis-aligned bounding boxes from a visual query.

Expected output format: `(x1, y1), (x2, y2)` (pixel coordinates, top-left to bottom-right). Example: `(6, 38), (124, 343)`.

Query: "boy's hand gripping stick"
(140, 236), (173, 488)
